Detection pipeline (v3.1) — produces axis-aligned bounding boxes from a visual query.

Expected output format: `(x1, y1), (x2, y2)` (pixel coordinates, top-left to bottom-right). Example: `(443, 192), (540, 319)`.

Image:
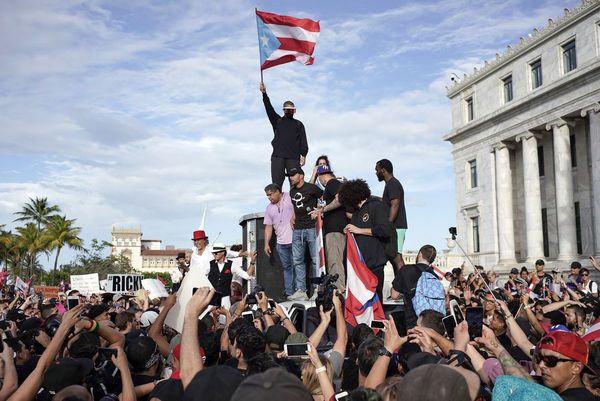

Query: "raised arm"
(0, 340), (18, 401)
(331, 291), (347, 358)
(148, 294), (177, 357)
(309, 306), (332, 348)
(260, 84), (280, 128)
(364, 317), (406, 389)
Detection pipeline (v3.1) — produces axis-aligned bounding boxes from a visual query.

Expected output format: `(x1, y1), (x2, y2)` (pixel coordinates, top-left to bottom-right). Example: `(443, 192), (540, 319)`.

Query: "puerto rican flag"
(345, 233), (385, 326)
(256, 10), (320, 71)
(315, 211), (326, 275)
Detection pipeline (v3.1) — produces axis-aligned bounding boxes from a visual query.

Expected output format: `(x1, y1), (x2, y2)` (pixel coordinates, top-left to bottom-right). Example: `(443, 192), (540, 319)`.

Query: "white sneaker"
(289, 290), (308, 301)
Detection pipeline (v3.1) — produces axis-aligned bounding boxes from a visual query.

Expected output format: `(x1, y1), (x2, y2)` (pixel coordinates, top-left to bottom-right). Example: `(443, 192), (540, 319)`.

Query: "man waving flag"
(256, 10), (320, 71)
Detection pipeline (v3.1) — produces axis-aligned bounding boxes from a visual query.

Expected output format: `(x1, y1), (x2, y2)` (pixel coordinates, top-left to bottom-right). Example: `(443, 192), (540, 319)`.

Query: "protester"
(260, 83), (309, 189)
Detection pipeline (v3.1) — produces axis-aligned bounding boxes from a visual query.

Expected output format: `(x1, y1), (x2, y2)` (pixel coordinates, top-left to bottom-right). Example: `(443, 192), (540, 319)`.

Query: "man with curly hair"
(338, 179), (394, 301)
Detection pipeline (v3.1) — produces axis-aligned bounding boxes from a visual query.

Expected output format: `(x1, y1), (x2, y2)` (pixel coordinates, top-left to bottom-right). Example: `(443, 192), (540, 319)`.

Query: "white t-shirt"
(583, 280), (598, 295)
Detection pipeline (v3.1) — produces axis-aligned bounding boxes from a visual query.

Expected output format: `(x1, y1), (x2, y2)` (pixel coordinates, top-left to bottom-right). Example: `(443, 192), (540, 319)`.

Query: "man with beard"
(375, 159), (407, 271)
(338, 179), (394, 301)
(260, 83), (309, 189)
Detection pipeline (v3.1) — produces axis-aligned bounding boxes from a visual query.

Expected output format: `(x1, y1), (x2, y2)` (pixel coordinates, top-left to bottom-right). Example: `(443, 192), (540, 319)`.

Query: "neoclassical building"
(445, 0), (600, 269)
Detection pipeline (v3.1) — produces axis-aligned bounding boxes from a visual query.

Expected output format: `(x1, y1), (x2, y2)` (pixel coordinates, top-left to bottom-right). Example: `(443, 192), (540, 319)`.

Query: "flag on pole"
(256, 10), (320, 71)
(344, 232), (385, 326)
(156, 274), (167, 286)
(315, 211), (326, 275)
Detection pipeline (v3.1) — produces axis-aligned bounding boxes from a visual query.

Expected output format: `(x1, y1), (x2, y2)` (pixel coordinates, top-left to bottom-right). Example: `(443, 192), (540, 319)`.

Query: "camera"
(449, 227), (457, 239)
(246, 285), (265, 305)
(311, 273), (339, 312)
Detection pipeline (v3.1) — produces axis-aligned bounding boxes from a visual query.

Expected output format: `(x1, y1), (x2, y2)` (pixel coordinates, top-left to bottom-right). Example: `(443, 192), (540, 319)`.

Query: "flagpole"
(255, 8), (264, 85)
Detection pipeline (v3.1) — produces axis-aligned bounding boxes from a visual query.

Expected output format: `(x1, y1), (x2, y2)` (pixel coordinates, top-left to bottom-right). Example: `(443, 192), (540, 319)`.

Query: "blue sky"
(0, 0), (578, 268)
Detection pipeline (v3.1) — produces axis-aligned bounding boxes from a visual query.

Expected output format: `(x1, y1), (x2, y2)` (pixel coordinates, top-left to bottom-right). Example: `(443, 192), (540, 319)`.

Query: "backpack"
(412, 267), (446, 317)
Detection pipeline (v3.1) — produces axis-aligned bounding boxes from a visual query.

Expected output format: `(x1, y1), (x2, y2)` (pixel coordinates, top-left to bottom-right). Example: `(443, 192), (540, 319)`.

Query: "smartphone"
(268, 299), (276, 309)
(67, 296), (80, 310)
(242, 311), (254, 322)
(246, 295), (258, 305)
(450, 299), (464, 324)
(442, 315), (457, 339)
(98, 347), (118, 359)
(335, 391), (350, 401)
(209, 292), (223, 307)
(390, 311), (407, 337)
(465, 307), (484, 340)
(370, 320), (386, 330)
(284, 342), (311, 358)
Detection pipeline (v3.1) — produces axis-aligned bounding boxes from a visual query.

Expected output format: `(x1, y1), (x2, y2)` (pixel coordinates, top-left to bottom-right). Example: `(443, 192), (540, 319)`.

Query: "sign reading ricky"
(107, 274), (143, 293)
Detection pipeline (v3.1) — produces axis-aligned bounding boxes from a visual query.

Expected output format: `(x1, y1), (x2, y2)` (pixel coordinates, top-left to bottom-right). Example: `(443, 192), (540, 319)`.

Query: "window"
(570, 134), (577, 167)
(562, 40), (577, 73)
(575, 202), (582, 255)
(468, 159), (478, 188)
(541, 208), (549, 257)
(471, 216), (480, 253)
(531, 59), (542, 89)
(503, 75), (513, 102)
(465, 97), (474, 122)
(538, 145), (545, 176)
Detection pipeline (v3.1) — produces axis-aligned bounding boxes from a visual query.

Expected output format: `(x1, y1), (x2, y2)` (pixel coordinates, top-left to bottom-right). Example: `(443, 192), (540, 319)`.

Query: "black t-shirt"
(560, 387), (597, 401)
(323, 178), (347, 234)
(533, 273), (553, 296)
(382, 177), (407, 229)
(350, 198), (393, 270)
(290, 182), (323, 229)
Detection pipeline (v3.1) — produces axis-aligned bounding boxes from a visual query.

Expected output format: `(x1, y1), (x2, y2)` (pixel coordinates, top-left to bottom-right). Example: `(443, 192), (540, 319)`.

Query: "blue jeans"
(292, 228), (319, 292)
(276, 243), (294, 296)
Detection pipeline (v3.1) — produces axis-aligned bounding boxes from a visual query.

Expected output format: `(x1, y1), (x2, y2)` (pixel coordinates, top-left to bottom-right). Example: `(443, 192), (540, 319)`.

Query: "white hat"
(139, 311), (159, 328)
(211, 243), (227, 253)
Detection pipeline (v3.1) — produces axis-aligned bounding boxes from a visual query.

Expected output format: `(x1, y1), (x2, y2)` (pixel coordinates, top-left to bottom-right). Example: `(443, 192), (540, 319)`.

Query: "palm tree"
(43, 215), (84, 272)
(13, 197), (61, 231)
(16, 223), (47, 277)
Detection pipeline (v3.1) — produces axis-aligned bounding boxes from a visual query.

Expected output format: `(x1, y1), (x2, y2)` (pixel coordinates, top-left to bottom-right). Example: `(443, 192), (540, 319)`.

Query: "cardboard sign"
(165, 268), (214, 333)
(70, 273), (100, 295)
(33, 285), (60, 299)
(142, 279), (169, 299)
(107, 274), (143, 294)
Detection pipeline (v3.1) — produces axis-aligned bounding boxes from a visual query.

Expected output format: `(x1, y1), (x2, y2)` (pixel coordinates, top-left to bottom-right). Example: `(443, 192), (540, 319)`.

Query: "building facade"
(445, 0), (600, 270)
(111, 226), (189, 273)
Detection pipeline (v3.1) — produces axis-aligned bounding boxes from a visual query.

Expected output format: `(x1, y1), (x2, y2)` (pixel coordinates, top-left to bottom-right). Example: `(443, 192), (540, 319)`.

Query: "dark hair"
(235, 326), (265, 361)
(418, 310), (445, 335)
(520, 266), (529, 273)
(376, 159), (393, 174)
(264, 183), (281, 193)
(115, 311), (134, 330)
(418, 245), (437, 264)
(580, 267), (590, 275)
(228, 317), (253, 346)
(230, 244), (243, 252)
(338, 179), (371, 210)
(352, 323), (373, 350)
(567, 304), (586, 320)
(68, 332), (100, 359)
(357, 335), (383, 377)
(315, 155), (330, 167)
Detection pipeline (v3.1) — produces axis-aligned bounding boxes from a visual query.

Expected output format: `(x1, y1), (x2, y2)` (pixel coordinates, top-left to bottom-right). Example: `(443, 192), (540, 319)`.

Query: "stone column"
(582, 103), (600, 255)
(495, 143), (516, 263)
(516, 132), (544, 261)
(546, 118), (577, 260)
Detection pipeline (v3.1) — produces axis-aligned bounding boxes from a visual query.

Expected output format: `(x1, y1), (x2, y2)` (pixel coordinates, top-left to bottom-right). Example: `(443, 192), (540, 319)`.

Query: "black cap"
(571, 261), (582, 269)
(285, 166), (304, 176)
(175, 252), (186, 260)
(184, 366), (244, 401)
(87, 304), (110, 320)
(42, 358), (94, 392)
(535, 259), (545, 266)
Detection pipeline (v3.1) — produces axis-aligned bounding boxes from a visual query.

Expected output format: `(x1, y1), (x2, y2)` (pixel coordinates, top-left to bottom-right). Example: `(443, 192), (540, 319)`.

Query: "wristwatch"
(378, 348), (392, 358)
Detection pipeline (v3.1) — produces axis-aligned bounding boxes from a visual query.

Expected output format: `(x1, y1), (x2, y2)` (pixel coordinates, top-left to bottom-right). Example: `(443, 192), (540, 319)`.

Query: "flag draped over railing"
(344, 232), (385, 326)
(256, 10), (320, 71)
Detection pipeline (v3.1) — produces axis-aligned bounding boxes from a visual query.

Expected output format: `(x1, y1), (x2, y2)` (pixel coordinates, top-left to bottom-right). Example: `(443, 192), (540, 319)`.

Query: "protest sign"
(142, 279), (169, 299)
(70, 273), (100, 295)
(107, 274), (143, 294)
(33, 285), (60, 299)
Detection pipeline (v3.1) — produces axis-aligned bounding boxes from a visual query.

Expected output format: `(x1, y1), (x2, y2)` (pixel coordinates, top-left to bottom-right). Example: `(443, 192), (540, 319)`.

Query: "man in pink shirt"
(263, 183), (295, 299)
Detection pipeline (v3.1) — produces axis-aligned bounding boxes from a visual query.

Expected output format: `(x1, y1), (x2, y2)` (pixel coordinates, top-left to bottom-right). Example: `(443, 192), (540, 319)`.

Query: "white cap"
(139, 311), (159, 328)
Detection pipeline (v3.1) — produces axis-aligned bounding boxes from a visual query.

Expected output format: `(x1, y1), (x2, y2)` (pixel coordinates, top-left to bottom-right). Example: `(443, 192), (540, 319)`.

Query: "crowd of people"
(0, 86), (599, 401)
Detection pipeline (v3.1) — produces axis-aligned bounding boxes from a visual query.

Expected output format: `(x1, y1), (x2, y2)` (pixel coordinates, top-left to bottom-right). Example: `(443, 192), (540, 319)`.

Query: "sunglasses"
(534, 353), (575, 367)
(581, 273), (589, 276)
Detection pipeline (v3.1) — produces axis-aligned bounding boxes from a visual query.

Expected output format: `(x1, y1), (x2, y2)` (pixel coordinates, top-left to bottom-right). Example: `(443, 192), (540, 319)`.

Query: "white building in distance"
(111, 226), (189, 273)
(444, 0), (600, 271)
